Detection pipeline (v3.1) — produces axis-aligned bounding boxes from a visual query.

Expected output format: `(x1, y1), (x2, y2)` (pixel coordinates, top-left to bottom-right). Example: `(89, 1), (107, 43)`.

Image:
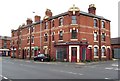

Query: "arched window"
(102, 47), (106, 56)
(102, 21), (105, 28)
(59, 18), (63, 26)
(94, 47), (98, 56)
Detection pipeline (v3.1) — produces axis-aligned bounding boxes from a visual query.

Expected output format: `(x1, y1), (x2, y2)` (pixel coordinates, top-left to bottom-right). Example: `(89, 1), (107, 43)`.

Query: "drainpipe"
(98, 19), (101, 61)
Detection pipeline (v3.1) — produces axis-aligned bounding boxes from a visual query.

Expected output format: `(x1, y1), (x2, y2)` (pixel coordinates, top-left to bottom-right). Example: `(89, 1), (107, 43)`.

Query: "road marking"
(114, 68), (120, 71)
(105, 67), (113, 70)
(0, 75), (8, 79)
(52, 69), (84, 76)
(112, 64), (118, 67)
(105, 78), (110, 79)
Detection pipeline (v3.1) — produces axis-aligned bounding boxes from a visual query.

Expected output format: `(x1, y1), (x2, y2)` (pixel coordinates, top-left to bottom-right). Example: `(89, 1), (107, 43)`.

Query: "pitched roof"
(111, 37), (120, 45)
(47, 11), (110, 21)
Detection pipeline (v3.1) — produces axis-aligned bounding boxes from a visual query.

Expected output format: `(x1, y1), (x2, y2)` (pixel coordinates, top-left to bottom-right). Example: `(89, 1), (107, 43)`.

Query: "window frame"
(94, 47), (98, 56)
(94, 19), (98, 27)
(59, 31), (63, 40)
(94, 32), (98, 41)
(71, 29), (77, 39)
(59, 18), (63, 26)
(71, 16), (77, 24)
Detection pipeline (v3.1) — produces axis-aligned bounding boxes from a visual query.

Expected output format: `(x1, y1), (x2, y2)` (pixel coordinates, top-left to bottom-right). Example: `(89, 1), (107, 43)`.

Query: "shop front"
(54, 41), (90, 62)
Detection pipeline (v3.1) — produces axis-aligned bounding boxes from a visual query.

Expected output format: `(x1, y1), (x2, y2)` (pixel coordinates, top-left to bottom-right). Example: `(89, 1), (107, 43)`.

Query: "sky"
(0, 0), (119, 38)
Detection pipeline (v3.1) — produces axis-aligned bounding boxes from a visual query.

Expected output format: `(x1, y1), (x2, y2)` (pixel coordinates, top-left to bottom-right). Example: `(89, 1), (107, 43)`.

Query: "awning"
(34, 46), (38, 50)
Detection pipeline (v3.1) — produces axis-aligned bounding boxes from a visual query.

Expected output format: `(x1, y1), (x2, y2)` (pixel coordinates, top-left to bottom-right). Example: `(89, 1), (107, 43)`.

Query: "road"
(0, 57), (119, 80)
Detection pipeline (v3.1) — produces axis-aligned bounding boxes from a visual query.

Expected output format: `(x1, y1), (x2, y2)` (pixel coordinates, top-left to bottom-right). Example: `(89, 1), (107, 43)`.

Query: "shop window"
(56, 48), (67, 61)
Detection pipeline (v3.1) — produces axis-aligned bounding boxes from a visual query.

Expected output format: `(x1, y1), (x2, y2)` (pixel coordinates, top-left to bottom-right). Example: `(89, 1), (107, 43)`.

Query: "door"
(107, 48), (110, 60)
(81, 47), (86, 61)
(71, 47), (77, 62)
(22, 49), (24, 59)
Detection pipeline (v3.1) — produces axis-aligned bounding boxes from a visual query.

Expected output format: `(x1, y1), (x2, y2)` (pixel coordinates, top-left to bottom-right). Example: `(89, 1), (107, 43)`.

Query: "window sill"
(94, 56), (99, 58)
(52, 41), (55, 42)
(58, 25), (63, 27)
(58, 40), (63, 42)
(70, 24), (78, 25)
(101, 56), (106, 58)
(94, 41), (98, 42)
(70, 39), (78, 41)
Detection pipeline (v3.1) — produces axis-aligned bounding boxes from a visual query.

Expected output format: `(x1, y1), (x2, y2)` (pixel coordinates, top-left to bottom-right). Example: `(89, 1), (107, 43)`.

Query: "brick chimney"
(26, 18), (33, 25)
(45, 9), (52, 17)
(34, 15), (41, 22)
(88, 4), (96, 15)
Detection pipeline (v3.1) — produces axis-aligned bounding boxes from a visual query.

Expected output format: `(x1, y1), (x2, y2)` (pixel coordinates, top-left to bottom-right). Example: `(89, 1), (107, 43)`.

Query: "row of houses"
(0, 36), (11, 56)
(1, 4), (119, 62)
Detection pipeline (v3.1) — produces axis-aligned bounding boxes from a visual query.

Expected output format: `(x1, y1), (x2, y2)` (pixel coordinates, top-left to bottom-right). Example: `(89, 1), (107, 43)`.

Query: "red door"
(71, 47), (77, 62)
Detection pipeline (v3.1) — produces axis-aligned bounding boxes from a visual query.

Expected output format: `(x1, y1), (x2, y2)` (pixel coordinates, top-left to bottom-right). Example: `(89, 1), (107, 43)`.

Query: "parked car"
(34, 54), (50, 62)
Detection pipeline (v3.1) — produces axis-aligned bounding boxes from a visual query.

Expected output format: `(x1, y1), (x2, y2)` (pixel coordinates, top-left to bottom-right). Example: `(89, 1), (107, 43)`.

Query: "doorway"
(71, 47), (77, 62)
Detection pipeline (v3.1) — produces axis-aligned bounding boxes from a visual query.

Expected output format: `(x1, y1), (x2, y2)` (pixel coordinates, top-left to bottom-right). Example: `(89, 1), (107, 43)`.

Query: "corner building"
(11, 4), (112, 62)
(41, 4), (112, 62)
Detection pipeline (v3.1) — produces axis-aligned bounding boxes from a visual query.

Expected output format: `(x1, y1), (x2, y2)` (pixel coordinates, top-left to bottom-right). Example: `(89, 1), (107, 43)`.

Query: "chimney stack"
(26, 18), (33, 25)
(88, 4), (96, 15)
(45, 9), (52, 17)
(34, 15), (41, 22)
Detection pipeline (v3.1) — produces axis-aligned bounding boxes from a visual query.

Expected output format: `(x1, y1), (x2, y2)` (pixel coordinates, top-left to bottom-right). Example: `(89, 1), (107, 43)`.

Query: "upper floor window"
(45, 22), (48, 29)
(59, 31), (63, 40)
(94, 32), (98, 41)
(71, 16), (77, 24)
(52, 32), (55, 41)
(44, 34), (48, 41)
(52, 20), (54, 27)
(71, 30), (77, 39)
(94, 19), (97, 27)
(31, 36), (34, 43)
(31, 26), (34, 32)
(102, 21), (105, 28)
(27, 37), (30, 43)
(102, 33), (105, 41)
(94, 47), (98, 56)
(101, 47), (106, 56)
(59, 18), (63, 26)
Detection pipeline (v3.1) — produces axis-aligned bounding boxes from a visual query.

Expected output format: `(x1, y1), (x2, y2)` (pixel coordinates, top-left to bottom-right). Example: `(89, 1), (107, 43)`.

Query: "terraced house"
(11, 4), (112, 62)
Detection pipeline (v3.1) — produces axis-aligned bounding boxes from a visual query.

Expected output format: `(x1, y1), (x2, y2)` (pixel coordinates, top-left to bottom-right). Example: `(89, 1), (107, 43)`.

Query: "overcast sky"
(0, 0), (119, 38)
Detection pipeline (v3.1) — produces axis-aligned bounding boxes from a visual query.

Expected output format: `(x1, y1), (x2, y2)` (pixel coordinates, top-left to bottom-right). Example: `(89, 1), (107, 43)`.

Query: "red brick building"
(0, 36), (11, 56)
(11, 4), (112, 62)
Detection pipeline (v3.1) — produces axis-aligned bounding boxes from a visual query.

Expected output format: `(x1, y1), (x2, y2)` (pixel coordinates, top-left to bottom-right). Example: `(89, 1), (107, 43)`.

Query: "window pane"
(71, 30), (77, 39)
(94, 19), (97, 27)
(72, 16), (76, 24)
